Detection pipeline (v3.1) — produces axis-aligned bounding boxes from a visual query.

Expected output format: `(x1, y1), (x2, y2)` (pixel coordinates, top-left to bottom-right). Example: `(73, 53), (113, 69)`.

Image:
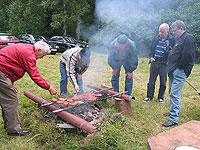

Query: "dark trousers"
(0, 70), (21, 133)
(147, 61), (167, 99)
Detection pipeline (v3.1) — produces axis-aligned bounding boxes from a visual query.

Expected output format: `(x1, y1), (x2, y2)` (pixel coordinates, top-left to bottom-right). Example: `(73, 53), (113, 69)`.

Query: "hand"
(48, 86), (57, 95)
(126, 72), (133, 79)
(112, 69), (118, 76)
(76, 74), (82, 80)
(75, 85), (80, 93)
(150, 57), (155, 63)
(13, 85), (18, 93)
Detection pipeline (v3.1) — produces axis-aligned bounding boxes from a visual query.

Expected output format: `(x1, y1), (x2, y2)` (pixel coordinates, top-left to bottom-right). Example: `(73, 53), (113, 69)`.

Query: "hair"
(34, 40), (51, 54)
(171, 20), (186, 30)
(80, 47), (91, 60)
(159, 23), (169, 32)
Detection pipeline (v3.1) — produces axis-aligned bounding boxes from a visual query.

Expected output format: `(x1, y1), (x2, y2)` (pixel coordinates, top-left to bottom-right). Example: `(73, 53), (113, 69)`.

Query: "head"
(171, 20), (186, 38)
(34, 41), (51, 59)
(79, 47), (91, 64)
(159, 23), (169, 40)
(117, 34), (127, 44)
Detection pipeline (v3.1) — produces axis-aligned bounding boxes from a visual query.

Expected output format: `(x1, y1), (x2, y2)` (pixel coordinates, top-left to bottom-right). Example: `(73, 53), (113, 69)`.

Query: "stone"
(148, 120), (200, 150)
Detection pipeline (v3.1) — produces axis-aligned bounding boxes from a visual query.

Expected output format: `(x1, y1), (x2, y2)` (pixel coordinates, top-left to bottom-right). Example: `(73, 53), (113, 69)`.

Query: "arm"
(108, 40), (119, 70)
(179, 35), (196, 68)
(25, 57), (57, 95)
(126, 40), (138, 72)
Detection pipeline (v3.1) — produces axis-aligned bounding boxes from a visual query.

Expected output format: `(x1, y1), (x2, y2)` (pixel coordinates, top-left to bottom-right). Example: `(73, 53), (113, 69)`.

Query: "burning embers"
(24, 85), (134, 132)
(42, 92), (109, 127)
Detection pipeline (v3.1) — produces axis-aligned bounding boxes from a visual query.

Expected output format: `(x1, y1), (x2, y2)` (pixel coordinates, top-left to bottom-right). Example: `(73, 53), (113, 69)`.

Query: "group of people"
(143, 20), (196, 127)
(0, 20), (196, 136)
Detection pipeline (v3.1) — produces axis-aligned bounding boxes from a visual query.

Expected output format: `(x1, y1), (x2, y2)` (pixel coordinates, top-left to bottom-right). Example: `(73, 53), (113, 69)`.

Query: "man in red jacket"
(0, 41), (57, 136)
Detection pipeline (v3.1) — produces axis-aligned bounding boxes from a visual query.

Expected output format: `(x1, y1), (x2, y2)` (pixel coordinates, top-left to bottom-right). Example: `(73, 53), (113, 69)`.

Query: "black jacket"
(168, 32), (196, 77)
(149, 34), (175, 63)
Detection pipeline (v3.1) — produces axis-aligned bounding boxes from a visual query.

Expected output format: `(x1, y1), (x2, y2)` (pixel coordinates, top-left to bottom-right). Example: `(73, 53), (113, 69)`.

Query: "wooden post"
(115, 98), (133, 115)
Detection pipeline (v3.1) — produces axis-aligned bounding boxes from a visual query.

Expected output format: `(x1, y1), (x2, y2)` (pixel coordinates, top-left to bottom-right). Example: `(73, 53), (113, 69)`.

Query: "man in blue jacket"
(108, 34), (138, 96)
(162, 20), (196, 127)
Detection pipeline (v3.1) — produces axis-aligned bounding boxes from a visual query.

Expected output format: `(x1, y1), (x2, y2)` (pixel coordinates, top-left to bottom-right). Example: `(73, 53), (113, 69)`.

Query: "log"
(115, 98), (133, 115)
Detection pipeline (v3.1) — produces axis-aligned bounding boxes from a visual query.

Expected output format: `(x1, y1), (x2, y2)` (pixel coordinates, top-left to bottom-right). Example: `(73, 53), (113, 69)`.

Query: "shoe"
(143, 97), (152, 102)
(163, 113), (170, 117)
(8, 129), (29, 136)
(158, 98), (164, 103)
(162, 120), (177, 127)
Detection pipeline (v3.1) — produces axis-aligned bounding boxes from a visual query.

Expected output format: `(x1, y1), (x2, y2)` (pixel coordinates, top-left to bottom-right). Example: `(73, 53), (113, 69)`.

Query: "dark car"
(17, 34), (58, 54)
(0, 33), (21, 49)
(64, 36), (88, 48)
(48, 36), (77, 52)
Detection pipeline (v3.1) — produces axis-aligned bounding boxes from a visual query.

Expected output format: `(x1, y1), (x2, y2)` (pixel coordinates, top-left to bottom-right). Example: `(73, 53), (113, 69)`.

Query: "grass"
(0, 51), (200, 150)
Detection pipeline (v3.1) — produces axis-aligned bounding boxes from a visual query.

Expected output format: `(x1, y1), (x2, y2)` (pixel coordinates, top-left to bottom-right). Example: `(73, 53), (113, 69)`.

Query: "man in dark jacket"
(143, 23), (175, 103)
(0, 41), (57, 136)
(108, 34), (138, 96)
(162, 20), (196, 127)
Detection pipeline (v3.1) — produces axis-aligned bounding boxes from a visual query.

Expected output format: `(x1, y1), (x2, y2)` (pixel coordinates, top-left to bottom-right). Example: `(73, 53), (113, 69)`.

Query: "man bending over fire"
(0, 41), (57, 136)
(108, 34), (138, 96)
(59, 46), (91, 96)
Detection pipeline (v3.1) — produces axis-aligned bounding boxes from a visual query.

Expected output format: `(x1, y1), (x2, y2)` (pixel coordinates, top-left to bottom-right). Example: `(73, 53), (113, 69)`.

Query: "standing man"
(143, 23), (175, 103)
(0, 41), (57, 136)
(162, 20), (196, 127)
(108, 34), (138, 96)
(59, 46), (91, 96)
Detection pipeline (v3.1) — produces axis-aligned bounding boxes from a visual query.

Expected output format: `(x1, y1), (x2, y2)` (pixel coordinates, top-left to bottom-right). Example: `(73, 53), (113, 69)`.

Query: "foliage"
(161, 2), (200, 42)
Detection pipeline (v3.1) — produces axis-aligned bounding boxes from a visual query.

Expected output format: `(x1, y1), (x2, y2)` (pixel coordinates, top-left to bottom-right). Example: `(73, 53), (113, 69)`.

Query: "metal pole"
(186, 80), (200, 95)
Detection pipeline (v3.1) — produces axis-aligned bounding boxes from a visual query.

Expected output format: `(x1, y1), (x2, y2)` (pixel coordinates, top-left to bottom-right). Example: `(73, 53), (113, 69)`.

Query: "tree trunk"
(63, 3), (67, 36)
(76, 17), (81, 40)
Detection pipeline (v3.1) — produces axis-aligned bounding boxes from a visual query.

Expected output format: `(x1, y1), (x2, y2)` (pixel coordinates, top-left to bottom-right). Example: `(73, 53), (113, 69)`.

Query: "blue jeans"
(60, 63), (83, 95)
(168, 68), (187, 123)
(111, 65), (133, 96)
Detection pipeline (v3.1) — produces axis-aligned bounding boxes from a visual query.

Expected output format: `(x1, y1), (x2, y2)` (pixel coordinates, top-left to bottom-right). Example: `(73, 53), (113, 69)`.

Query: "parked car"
(17, 34), (58, 54)
(0, 33), (21, 49)
(48, 36), (77, 52)
(64, 36), (88, 48)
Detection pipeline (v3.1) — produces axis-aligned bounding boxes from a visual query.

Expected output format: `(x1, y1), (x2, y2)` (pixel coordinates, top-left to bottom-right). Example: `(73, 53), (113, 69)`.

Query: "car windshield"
(0, 35), (18, 40)
(64, 37), (76, 43)
(34, 35), (46, 41)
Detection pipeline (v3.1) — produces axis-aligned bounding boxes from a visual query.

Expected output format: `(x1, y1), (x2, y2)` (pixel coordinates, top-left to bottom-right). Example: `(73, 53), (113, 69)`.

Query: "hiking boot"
(143, 97), (152, 102)
(8, 129), (29, 136)
(162, 120), (178, 127)
(158, 98), (164, 103)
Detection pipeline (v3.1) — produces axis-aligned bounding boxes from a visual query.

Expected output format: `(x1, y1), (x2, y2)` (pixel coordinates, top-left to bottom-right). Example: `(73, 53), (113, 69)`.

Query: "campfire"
(43, 93), (109, 127)
(24, 84), (135, 133)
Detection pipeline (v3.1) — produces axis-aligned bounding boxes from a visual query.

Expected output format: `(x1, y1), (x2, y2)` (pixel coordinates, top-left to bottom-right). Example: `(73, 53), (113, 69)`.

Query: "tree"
(41, 0), (92, 39)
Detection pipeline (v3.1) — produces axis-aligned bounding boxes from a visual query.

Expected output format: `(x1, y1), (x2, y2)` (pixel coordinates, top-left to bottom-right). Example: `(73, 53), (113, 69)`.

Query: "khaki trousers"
(0, 70), (21, 133)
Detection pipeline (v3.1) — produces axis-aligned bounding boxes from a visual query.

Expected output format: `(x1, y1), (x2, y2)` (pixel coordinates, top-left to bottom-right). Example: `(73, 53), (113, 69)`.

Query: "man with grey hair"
(162, 20), (196, 127)
(143, 23), (175, 103)
(0, 41), (57, 136)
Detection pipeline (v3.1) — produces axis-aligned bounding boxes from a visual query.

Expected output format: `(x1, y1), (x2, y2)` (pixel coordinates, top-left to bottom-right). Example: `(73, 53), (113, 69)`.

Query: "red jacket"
(0, 43), (50, 90)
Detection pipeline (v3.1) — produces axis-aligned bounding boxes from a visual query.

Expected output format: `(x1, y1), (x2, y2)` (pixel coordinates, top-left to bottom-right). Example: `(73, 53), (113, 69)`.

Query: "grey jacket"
(60, 47), (89, 87)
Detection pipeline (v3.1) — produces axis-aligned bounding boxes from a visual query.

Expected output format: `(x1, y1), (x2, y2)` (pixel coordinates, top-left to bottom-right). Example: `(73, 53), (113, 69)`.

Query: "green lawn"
(0, 51), (200, 150)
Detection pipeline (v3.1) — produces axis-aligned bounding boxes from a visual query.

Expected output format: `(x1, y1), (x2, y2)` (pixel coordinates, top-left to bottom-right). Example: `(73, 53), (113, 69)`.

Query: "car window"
(0, 35), (18, 40)
(51, 37), (57, 41)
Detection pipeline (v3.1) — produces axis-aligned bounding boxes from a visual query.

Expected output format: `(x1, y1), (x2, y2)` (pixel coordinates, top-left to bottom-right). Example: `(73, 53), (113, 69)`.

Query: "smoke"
(81, 0), (176, 54)
(82, 0), (175, 89)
